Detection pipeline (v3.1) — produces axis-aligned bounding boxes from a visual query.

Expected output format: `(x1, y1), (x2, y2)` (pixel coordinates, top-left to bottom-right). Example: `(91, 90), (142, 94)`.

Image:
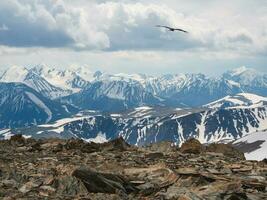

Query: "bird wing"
(156, 25), (188, 33)
(156, 25), (172, 30)
(173, 28), (188, 33)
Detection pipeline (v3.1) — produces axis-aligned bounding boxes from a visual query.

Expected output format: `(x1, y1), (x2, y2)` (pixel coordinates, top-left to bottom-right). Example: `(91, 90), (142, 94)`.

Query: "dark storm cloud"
(0, 1), (73, 48)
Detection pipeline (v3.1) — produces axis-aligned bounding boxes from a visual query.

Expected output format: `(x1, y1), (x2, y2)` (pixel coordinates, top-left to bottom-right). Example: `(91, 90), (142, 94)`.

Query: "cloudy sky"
(0, 0), (267, 75)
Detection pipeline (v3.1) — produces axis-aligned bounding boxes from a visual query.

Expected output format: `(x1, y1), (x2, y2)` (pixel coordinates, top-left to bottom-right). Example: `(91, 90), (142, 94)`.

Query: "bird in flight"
(156, 25), (188, 33)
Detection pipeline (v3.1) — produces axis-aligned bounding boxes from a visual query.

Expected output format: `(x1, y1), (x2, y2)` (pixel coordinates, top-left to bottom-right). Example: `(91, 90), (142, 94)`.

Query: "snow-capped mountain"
(155, 74), (243, 107)
(61, 66), (267, 109)
(1, 65), (267, 110)
(6, 102), (267, 150)
(0, 82), (75, 128)
(0, 66), (70, 99)
(62, 79), (164, 111)
(31, 65), (92, 92)
(139, 67), (266, 107)
(205, 93), (267, 109)
(1, 65), (267, 161)
(0, 65), (96, 99)
(233, 130), (267, 161)
(223, 66), (267, 96)
(60, 72), (248, 111)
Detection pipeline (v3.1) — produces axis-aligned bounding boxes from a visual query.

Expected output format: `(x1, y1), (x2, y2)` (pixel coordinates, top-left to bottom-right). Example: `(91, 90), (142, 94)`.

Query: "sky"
(0, 0), (267, 76)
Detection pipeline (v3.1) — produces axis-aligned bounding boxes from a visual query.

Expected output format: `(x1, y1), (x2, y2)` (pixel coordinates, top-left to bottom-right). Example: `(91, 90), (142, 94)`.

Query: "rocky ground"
(0, 135), (266, 200)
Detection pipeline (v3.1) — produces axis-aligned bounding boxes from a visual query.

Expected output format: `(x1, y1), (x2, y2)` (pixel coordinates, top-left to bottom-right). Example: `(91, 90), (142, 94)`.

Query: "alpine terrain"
(0, 66), (266, 161)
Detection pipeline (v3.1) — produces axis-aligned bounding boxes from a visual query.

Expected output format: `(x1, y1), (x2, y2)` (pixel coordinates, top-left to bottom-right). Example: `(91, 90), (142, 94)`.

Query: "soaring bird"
(156, 25), (188, 33)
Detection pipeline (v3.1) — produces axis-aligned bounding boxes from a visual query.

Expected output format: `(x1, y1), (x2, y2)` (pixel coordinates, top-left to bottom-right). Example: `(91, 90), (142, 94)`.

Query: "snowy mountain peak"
(0, 65), (28, 83)
(31, 64), (52, 74)
(223, 66), (266, 88)
(72, 66), (96, 82)
(30, 65), (91, 92)
(205, 93), (267, 109)
(230, 66), (250, 76)
(224, 66), (261, 78)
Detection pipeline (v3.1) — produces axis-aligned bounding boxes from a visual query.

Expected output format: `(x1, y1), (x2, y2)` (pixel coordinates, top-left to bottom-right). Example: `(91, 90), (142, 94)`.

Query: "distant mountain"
(61, 66), (267, 110)
(6, 103), (267, 147)
(223, 66), (267, 96)
(0, 66), (71, 99)
(156, 74), (243, 107)
(31, 65), (92, 92)
(62, 79), (164, 112)
(205, 93), (267, 109)
(1, 65), (267, 110)
(140, 67), (267, 107)
(0, 82), (75, 128)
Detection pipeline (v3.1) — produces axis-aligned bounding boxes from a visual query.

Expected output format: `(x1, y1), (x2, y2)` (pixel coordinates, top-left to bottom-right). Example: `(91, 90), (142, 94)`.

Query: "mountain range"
(1, 65), (266, 110)
(0, 65), (266, 160)
(2, 93), (267, 155)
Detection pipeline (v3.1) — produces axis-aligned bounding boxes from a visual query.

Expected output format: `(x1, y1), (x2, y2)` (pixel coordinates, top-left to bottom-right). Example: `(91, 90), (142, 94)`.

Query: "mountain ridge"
(0, 82), (76, 128)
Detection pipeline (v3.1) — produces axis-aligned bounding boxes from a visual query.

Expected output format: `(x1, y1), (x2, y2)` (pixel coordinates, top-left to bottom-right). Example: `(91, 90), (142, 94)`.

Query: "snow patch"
(83, 132), (108, 143)
(234, 130), (267, 161)
(25, 92), (52, 123)
(0, 129), (13, 139)
(40, 116), (87, 128)
(135, 106), (152, 111)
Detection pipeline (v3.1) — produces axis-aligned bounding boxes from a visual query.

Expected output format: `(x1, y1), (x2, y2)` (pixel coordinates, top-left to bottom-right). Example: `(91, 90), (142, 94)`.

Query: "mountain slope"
(1, 66), (267, 110)
(163, 76), (243, 107)
(31, 65), (91, 92)
(62, 67), (267, 109)
(205, 93), (267, 109)
(0, 66), (70, 99)
(62, 79), (163, 111)
(0, 82), (74, 128)
(7, 103), (267, 147)
(233, 130), (267, 161)
(223, 66), (267, 96)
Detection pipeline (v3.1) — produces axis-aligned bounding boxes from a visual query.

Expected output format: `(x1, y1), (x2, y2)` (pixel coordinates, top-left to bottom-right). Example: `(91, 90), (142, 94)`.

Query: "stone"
(40, 185), (56, 192)
(10, 134), (25, 145)
(19, 180), (42, 194)
(72, 167), (137, 194)
(146, 152), (164, 160)
(261, 158), (267, 164)
(206, 143), (245, 160)
(102, 137), (131, 151)
(0, 137), (266, 199)
(55, 176), (88, 196)
(158, 186), (202, 200)
(180, 138), (204, 154)
(0, 179), (17, 188)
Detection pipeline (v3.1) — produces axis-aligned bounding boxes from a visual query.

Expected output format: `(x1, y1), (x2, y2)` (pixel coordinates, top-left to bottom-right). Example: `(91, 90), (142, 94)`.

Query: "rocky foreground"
(0, 136), (266, 200)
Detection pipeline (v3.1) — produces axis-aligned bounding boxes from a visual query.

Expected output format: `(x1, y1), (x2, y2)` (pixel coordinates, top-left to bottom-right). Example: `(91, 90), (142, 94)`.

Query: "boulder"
(180, 138), (203, 154)
(72, 168), (137, 194)
(64, 139), (100, 153)
(9, 134), (25, 145)
(146, 141), (174, 153)
(103, 137), (131, 151)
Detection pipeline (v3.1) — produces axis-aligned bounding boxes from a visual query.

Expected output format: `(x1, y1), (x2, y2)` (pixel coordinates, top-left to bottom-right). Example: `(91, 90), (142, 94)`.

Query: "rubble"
(0, 137), (266, 199)
(180, 138), (204, 154)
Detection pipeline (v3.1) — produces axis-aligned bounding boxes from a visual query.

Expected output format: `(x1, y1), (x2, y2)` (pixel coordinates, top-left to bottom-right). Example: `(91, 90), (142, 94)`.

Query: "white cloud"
(0, 0), (266, 55)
